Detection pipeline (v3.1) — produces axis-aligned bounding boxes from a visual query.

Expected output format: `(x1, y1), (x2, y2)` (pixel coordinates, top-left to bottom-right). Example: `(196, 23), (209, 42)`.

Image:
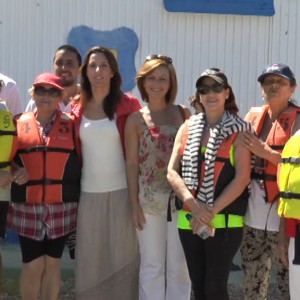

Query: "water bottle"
(186, 213), (215, 239)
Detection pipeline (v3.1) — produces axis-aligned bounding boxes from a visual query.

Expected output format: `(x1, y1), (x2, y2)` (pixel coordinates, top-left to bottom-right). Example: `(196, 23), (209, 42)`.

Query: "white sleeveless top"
(244, 180), (280, 232)
(80, 115), (127, 193)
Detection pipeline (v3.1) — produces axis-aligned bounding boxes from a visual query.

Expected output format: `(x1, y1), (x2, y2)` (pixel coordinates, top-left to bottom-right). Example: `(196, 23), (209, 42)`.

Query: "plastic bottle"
(185, 213), (215, 239)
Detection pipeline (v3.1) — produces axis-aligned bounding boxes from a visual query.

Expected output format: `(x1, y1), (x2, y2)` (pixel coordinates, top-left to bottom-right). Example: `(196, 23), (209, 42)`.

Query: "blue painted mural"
(67, 26), (138, 92)
(163, 0), (275, 16)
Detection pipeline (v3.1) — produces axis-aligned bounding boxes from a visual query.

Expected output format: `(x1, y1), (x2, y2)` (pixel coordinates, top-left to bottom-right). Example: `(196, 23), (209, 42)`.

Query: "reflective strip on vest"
(210, 214), (244, 228)
(177, 209), (244, 230)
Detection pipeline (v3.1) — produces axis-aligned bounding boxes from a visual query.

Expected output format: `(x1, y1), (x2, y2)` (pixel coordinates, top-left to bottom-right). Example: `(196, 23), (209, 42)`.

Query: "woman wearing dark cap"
(240, 63), (300, 299)
(7, 72), (81, 300)
(167, 68), (252, 300)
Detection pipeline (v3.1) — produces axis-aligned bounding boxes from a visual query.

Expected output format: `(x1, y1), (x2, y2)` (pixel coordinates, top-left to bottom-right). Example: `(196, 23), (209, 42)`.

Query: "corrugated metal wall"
(0, 0), (299, 116)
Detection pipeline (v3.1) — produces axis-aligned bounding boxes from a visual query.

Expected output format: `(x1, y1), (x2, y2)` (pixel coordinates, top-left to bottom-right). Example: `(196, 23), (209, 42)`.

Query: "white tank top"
(80, 115), (127, 193)
(244, 180), (280, 232)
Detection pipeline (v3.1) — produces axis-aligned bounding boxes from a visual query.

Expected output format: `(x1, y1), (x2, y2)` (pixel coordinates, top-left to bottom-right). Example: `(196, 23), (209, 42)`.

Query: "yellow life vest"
(278, 134), (300, 219)
(0, 103), (17, 172)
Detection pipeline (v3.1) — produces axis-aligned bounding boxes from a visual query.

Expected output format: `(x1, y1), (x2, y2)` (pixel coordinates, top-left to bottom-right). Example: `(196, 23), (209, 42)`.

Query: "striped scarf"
(182, 110), (253, 205)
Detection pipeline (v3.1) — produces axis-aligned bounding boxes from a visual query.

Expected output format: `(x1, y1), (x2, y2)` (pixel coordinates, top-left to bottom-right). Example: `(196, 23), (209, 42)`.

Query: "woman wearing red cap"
(7, 72), (81, 300)
(168, 68), (252, 300)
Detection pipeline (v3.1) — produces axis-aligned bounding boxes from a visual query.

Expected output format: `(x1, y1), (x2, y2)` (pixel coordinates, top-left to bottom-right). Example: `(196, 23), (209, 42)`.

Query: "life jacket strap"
(251, 172), (276, 181)
(270, 145), (284, 150)
(280, 191), (300, 200)
(0, 130), (16, 136)
(18, 146), (73, 154)
(0, 161), (11, 169)
(26, 179), (64, 186)
(282, 157), (300, 164)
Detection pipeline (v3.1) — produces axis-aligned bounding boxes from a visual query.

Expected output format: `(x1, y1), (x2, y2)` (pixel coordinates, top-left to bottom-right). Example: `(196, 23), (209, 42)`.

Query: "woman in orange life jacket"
(72, 46), (141, 300)
(167, 68), (252, 300)
(7, 72), (81, 300)
(239, 63), (300, 299)
(125, 54), (191, 300)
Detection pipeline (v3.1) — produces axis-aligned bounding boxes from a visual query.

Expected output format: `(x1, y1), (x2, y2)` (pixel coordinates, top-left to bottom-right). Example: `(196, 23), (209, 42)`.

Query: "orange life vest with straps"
(179, 122), (249, 215)
(245, 104), (300, 203)
(11, 111), (81, 204)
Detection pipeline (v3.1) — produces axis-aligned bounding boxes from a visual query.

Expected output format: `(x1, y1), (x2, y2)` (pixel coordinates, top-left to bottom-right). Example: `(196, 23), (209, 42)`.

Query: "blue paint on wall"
(67, 26), (138, 92)
(163, 0), (275, 16)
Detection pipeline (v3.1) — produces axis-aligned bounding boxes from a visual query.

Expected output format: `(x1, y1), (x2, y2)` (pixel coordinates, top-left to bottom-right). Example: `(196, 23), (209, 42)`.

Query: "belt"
(177, 210), (244, 230)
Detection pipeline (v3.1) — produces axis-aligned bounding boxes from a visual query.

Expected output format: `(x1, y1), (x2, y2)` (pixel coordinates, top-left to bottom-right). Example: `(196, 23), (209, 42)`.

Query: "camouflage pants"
(240, 225), (290, 300)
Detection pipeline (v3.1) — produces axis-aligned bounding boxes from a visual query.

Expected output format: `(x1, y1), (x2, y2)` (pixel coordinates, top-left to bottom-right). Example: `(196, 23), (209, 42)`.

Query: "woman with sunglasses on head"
(72, 46), (141, 300)
(125, 54), (191, 300)
(167, 68), (252, 300)
(6, 72), (81, 300)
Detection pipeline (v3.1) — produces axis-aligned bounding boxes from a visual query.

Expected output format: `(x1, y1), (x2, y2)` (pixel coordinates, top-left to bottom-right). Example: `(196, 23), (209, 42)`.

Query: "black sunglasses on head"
(34, 86), (62, 98)
(197, 83), (225, 95)
(145, 54), (173, 65)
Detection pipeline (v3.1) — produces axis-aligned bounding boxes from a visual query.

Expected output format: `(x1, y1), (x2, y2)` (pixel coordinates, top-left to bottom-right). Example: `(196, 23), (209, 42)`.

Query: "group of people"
(0, 42), (299, 300)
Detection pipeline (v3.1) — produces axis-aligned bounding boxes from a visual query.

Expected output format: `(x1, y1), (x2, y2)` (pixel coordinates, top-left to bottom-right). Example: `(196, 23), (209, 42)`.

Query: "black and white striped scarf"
(182, 110), (253, 205)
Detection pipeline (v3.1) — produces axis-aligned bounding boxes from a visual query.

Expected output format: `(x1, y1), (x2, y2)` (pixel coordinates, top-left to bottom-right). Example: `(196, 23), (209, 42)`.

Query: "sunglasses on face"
(145, 54), (173, 65)
(34, 86), (62, 98)
(197, 83), (225, 95)
(262, 78), (289, 86)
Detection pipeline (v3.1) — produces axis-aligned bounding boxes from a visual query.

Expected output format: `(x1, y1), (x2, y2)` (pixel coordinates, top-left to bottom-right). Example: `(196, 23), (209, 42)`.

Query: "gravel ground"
(1, 280), (280, 300)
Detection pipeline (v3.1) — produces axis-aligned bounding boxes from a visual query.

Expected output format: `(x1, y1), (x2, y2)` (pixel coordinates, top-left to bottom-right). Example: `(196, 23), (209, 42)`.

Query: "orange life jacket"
(179, 122), (249, 215)
(245, 104), (300, 202)
(11, 111), (81, 204)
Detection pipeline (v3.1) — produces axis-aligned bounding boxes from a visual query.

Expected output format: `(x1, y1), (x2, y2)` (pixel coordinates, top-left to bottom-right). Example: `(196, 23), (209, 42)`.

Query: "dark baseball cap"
(257, 63), (296, 84)
(196, 68), (229, 88)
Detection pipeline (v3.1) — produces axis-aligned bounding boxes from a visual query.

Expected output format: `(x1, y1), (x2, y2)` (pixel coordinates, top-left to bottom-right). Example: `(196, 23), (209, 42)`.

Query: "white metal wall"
(0, 0), (299, 116)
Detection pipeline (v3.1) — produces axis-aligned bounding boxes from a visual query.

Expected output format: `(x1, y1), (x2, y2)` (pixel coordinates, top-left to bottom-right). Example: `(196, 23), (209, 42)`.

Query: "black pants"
(179, 227), (243, 300)
(0, 202), (8, 238)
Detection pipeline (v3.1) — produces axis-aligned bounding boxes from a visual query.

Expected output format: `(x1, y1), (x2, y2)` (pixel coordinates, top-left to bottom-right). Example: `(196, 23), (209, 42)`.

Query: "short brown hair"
(136, 56), (178, 104)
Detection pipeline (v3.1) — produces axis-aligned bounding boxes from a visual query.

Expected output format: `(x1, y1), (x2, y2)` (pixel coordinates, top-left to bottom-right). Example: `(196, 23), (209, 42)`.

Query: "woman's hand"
(278, 218), (289, 268)
(0, 170), (13, 188)
(239, 131), (281, 165)
(131, 203), (146, 231)
(189, 201), (214, 225)
(13, 167), (29, 185)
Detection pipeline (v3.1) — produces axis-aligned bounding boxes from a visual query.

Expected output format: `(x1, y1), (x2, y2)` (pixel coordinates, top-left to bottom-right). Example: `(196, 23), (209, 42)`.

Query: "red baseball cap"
(33, 72), (64, 90)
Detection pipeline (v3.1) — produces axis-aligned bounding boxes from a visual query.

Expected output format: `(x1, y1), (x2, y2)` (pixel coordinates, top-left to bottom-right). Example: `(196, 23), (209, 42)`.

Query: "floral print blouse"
(138, 122), (179, 216)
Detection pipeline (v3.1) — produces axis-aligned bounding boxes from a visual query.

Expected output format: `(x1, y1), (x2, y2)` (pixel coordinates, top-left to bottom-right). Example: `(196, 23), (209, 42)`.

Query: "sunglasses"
(262, 78), (289, 86)
(145, 54), (173, 65)
(197, 83), (225, 95)
(34, 86), (62, 98)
